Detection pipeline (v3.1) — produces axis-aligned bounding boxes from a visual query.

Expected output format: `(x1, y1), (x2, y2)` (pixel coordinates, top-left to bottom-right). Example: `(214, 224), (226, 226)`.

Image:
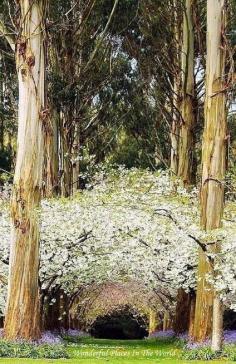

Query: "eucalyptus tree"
(46, 0), (139, 196)
(0, 4), (17, 180)
(138, 0), (199, 182)
(0, 0), (47, 340)
(177, 0), (196, 185)
(194, 0), (227, 350)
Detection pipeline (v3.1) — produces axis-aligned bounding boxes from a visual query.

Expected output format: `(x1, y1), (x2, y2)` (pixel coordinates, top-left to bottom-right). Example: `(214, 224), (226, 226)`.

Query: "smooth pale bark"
(149, 309), (160, 335)
(4, 0), (46, 340)
(177, 0), (196, 185)
(194, 0), (226, 348)
(212, 296), (223, 351)
(163, 311), (172, 331)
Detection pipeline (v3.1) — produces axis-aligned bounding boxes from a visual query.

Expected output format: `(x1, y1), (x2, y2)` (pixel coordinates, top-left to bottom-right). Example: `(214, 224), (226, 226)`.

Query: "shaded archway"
(69, 280), (173, 336)
(91, 306), (148, 339)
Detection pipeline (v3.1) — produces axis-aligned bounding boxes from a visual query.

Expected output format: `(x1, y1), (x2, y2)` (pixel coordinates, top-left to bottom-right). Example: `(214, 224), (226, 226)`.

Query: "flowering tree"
(0, 168), (235, 335)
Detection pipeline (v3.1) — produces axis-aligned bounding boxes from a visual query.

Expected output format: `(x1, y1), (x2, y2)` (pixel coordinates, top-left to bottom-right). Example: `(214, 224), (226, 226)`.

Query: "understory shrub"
(182, 346), (220, 360)
(182, 344), (236, 361)
(0, 340), (68, 359)
(223, 344), (236, 361)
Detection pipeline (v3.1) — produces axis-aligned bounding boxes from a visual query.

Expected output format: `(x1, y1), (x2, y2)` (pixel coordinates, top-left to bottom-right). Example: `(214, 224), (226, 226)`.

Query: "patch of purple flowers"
(177, 332), (188, 341)
(37, 331), (62, 344)
(185, 339), (211, 349)
(184, 330), (236, 349)
(148, 330), (236, 347)
(224, 330), (236, 344)
(65, 329), (89, 336)
(148, 330), (175, 339)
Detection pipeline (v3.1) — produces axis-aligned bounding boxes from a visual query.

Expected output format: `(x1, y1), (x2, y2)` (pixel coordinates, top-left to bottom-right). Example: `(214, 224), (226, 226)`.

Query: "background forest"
(0, 0), (236, 362)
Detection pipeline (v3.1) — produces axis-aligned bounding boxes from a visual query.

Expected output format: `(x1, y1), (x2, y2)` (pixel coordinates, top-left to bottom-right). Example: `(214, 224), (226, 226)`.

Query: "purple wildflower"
(38, 331), (62, 344)
(62, 329), (89, 337)
(224, 330), (236, 344)
(148, 330), (175, 339)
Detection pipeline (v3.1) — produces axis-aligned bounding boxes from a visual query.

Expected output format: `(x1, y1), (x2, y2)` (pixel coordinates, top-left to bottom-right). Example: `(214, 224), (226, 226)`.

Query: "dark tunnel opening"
(90, 308), (148, 340)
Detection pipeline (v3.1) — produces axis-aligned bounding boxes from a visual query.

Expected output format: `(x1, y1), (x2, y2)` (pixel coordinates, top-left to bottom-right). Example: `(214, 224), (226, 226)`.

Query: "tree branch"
(84, 0), (119, 71)
(0, 20), (15, 52)
(0, 273), (7, 285)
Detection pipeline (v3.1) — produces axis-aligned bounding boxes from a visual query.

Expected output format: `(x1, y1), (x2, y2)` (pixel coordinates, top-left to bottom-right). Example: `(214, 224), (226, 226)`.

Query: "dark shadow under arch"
(90, 307), (148, 340)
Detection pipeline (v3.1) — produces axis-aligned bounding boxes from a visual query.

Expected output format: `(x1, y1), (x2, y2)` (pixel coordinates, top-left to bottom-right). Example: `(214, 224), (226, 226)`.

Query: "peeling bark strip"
(4, 0), (46, 340)
(193, 0), (226, 347)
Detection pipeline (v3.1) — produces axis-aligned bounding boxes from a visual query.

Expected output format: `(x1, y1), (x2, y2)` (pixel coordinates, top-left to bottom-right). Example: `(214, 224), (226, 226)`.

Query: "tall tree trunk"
(193, 250), (213, 341)
(62, 131), (71, 197)
(188, 291), (196, 338)
(170, 0), (181, 176)
(72, 122), (80, 194)
(177, 0), (196, 185)
(171, 81), (180, 176)
(44, 109), (59, 197)
(0, 53), (4, 151)
(149, 309), (160, 335)
(212, 296), (224, 351)
(59, 111), (71, 197)
(4, 0), (46, 340)
(193, 0), (226, 348)
(163, 311), (172, 331)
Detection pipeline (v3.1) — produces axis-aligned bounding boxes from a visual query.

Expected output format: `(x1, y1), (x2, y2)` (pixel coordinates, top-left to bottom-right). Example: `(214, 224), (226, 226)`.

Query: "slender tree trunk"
(212, 296), (223, 351)
(0, 116), (3, 151)
(0, 55), (4, 151)
(170, 0), (181, 176)
(171, 82), (180, 176)
(163, 311), (172, 331)
(193, 250), (213, 341)
(177, 0), (196, 185)
(188, 292), (196, 338)
(193, 0), (226, 348)
(62, 131), (71, 197)
(72, 122), (80, 194)
(149, 309), (160, 335)
(44, 110), (59, 197)
(59, 111), (71, 197)
(4, 0), (46, 340)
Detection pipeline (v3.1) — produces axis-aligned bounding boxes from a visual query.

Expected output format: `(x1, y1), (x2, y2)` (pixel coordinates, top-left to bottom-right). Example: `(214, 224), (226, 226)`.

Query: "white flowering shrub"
(0, 167), (235, 316)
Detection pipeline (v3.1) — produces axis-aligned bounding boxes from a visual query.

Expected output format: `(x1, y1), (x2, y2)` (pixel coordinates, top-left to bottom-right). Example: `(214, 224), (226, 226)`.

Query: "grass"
(0, 337), (234, 363)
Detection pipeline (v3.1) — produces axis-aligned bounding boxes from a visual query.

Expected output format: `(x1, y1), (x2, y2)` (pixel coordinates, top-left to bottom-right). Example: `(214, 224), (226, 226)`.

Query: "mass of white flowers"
(0, 167), (235, 314)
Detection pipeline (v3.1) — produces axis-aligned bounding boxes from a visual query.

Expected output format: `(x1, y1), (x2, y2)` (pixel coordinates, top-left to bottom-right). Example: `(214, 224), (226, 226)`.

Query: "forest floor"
(0, 337), (233, 363)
